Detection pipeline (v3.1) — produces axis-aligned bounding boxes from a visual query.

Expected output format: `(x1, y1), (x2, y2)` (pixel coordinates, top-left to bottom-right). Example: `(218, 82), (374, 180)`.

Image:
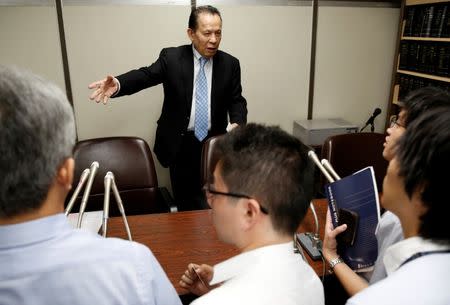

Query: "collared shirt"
(383, 236), (449, 275)
(367, 211), (403, 283)
(0, 214), (181, 305)
(346, 237), (450, 305)
(192, 242), (324, 305)
(187, 45), (213, 131)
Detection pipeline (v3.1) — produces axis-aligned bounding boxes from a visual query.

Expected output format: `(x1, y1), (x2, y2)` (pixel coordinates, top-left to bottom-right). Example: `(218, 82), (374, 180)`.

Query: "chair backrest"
(200, 135), (222, 186)
(321, 132), (388, 191)
(66, 136), (163, 216)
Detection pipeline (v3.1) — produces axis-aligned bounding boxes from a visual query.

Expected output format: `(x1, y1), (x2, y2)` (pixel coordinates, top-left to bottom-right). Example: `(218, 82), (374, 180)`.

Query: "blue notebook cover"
(325, 167), (380, 271)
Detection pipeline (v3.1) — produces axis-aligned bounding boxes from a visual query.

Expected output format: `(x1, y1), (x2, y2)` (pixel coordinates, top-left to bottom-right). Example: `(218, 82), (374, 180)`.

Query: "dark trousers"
(169, 132), (209, 211)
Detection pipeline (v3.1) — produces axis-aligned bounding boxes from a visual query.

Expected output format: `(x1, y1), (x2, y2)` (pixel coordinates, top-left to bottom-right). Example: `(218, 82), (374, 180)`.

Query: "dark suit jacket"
(115, 44), (247, 167)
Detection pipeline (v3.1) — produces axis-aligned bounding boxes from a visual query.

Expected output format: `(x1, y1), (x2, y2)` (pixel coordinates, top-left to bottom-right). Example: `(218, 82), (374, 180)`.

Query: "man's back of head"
(0, 65), (75, 220)
(0, 66), (181, 305)
(194, 123), (323, 305)
(213, 123), (315, 241)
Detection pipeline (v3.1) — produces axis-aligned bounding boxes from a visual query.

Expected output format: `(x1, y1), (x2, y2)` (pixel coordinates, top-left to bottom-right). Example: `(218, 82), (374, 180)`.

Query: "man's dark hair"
(214, 123), (314, 235)
(188, 5), (222, 31)
(399, 86), (450, 127)
(397, 107), (450, 244)
(0, 66), (75, 217)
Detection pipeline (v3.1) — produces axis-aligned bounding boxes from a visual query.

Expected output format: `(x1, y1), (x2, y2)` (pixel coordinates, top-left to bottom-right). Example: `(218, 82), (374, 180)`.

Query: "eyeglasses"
(389, 115), (405, 128)
(203, 184), (269, 214)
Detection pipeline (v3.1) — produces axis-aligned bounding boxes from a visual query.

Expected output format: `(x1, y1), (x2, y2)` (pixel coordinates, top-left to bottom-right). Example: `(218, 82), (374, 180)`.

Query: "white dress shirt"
(367, 211), (404, 283)
(346, 237), (450, 305)
(192, 242), (324, 305)
(0, 214), (181, 305)
(187, 46), (212, 131)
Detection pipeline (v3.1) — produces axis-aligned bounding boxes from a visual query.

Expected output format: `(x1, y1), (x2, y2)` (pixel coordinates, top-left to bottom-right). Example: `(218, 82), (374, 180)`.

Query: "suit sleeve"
(114, 49), (168, 98)
(228, 59), (248, 125)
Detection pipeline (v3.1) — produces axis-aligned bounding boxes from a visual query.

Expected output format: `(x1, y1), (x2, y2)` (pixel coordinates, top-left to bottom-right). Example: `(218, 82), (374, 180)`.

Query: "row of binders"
(396, 74), (450, 101)
(404, 3), (450, 38)
(399, 40), (450, 77)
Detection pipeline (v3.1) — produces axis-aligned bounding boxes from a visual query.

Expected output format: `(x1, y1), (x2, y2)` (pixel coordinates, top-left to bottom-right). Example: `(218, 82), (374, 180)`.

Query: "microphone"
(102, 171), (132, 241)
(321, 159), (341, 181)
(308, 150), (335, 183)
(65, 168), (90, 216)
(296, 150), (327, 260)
(360, 108), (381, 132)
(77, 161), (99, 228)
(102, 172), (113, 238)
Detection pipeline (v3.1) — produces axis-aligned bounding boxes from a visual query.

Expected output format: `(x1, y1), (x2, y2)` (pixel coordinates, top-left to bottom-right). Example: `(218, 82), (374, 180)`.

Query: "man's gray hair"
(0, 65), (76, 217)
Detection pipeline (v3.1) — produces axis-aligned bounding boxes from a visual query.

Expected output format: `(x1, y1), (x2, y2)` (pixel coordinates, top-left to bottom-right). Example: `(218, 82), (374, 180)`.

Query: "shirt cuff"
(110, 77), (120, 98)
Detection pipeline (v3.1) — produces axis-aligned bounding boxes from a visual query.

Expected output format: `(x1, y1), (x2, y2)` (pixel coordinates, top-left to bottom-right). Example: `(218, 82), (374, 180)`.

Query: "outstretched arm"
(88, 75), (119, 104)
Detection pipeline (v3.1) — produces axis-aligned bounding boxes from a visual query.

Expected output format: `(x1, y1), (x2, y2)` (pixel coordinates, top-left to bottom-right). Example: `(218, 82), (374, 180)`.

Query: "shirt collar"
(210, 242), (293, 286)
(0, 214), (72, 249)
(192, 45), (211, 64)
(383, 236), (450, 275)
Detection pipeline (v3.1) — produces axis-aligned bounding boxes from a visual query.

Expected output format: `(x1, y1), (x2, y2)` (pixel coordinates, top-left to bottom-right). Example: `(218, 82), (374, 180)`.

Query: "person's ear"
(187, 28), (194, 42)
(413, 184), (429, 217)
(241, 199), (263, 231)
(56, 158), (74, 191)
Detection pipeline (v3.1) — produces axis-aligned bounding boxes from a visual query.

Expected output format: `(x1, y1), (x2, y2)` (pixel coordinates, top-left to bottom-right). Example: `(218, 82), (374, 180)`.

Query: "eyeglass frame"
(202, 184), (269, 215)
(389, 115), (405, 128)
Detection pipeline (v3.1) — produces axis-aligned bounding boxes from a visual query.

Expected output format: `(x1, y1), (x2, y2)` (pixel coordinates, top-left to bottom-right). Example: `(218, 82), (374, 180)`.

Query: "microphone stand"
(65, 162), (132, 241)
(360, 122), (375, 133)
(77, 161), (99, 228)
(65, 168), (90, 216)
(296, 151), (334, 260)
(102, 171), (132, 241)
(297, 151), (345, 260)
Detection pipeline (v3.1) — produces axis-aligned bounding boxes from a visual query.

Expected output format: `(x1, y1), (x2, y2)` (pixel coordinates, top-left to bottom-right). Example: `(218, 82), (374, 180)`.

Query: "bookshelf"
(387, 0), (450, 125)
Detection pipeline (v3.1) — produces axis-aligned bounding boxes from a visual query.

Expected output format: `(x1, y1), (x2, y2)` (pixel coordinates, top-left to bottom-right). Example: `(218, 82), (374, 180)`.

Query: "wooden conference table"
(108, 198), (328, 294)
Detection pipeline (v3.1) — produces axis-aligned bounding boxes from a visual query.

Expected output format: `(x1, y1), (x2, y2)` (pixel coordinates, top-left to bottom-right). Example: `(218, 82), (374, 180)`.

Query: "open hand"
(88, 75), (118, 104)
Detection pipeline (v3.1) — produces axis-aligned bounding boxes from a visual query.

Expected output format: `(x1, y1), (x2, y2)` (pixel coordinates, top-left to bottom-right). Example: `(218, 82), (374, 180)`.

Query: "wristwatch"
(329, 256), (344, 271)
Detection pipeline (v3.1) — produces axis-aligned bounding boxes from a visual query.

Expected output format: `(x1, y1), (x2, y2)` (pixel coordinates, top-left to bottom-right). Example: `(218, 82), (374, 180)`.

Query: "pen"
(191, 266), (208, 288)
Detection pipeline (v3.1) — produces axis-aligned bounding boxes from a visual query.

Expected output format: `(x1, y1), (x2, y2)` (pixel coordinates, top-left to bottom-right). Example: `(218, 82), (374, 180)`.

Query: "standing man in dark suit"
(88, 5), (247, 211)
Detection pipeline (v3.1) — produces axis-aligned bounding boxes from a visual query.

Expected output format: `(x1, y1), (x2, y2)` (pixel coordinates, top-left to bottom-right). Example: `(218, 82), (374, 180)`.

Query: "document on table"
(67, 211), (103, 234)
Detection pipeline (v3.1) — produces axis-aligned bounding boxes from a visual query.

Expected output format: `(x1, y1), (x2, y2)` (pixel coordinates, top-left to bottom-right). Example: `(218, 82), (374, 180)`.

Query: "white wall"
(314, 6), (399, 132)
(0, 4), (399, 191)
(0, 7), (64, 90)
(63, 5), (313, 190)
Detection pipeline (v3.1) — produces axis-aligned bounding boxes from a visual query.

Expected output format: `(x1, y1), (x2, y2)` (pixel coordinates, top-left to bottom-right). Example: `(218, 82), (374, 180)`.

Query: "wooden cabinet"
(387, 0), (450, 126)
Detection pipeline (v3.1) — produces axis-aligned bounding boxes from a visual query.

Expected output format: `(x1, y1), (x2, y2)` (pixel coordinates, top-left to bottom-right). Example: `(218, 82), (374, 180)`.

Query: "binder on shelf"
(324, 167), (381, 271)
(420, 6), (434, 37)
(431, 5), (447, 37)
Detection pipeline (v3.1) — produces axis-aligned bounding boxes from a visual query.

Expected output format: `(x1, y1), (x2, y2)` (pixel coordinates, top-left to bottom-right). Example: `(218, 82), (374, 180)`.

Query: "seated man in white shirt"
(179, 123), (324, 305)
(346, 106), (450, 305)
(0, 65), (181, 305)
